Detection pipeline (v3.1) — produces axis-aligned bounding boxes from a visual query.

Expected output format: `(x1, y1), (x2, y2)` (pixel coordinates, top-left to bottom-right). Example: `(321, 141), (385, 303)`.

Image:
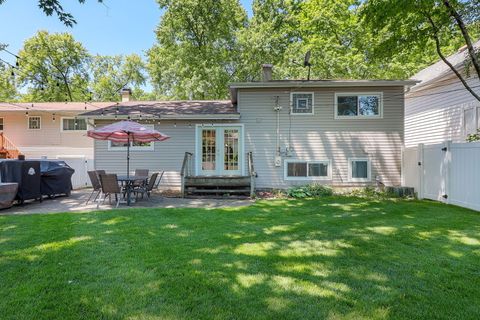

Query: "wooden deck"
(180, 152), (257, 198)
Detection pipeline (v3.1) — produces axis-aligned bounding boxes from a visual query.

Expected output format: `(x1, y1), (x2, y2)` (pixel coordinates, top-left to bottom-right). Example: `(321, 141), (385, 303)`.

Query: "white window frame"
(107, 124), (155, 151)
(334, 92), (383, 119)
(0, 117), (3, 131)
(291, 92), (314, 115)
(61, 117), (88, 132)
(284, 159), (332, 181)
(348, 158), (371, 182)
(27, 116), (41, 130)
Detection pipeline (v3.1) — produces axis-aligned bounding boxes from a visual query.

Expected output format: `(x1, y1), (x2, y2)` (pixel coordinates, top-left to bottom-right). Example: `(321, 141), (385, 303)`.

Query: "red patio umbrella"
(87, 120), (170, 201)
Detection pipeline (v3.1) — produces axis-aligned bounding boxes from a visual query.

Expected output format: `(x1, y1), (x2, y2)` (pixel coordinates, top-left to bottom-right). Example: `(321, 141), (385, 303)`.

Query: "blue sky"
(0, 0), (253, 65)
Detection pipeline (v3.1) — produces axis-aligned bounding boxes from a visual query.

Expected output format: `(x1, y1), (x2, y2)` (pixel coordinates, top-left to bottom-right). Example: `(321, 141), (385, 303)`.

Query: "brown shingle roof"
(79, 100), (239, 119)
(0, 102), (112, 112)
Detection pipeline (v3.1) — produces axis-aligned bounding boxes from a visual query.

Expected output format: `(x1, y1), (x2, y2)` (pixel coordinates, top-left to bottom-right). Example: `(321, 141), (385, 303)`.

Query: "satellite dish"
(304, 50), (311, 67)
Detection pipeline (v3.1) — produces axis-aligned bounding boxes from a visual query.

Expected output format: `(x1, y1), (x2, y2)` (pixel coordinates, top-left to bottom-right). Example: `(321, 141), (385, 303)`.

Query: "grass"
(0, 197), (479, 320)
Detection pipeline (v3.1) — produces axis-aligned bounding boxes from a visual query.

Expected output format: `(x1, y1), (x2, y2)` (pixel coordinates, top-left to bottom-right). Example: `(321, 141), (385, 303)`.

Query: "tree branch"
(425, 14), (480, 102)
(443, 0), (480, 79)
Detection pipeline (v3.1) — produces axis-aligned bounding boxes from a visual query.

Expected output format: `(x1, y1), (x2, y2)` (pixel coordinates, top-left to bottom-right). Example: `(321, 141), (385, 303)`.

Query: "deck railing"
(180, 152), (193, 197)
(0, 133), (21, 159)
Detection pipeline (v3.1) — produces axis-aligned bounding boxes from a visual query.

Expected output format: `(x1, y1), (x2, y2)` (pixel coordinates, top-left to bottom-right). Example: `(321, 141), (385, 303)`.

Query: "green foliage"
(237, 0), (423, 81)
(361, 0), (480, 78)
(0, 62), (18, 101)
(90, 54), (147, 101)
(287, 184), (334, 198)
(147, 0), (247, 99)
(0, 0), (104, 27)
(17, 31), (90, 102)
(466, 129), (480, 142)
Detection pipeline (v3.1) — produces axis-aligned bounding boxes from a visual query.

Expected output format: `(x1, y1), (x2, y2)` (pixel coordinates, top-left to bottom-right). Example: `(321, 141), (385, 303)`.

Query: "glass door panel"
(201, 129), (216, 173)
(223, 129), (240, 174)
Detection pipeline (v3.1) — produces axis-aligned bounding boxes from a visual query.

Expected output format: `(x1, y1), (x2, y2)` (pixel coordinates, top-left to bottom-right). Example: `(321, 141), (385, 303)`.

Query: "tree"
(361, 0), (480, 101)
(0, 0), (103, 27)
(90, 54), (147, 101)
(0, 62), (18, 101)
(16, 31), (90, 102)
(238, 0), (436, 81)
(236, 0), (302, 81)
(147, 0), (247, 100)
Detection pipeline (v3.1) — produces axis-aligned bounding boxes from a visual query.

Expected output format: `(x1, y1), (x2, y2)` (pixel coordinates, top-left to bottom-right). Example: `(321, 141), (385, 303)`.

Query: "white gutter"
(77, 114), (241, 120)
(230, 80), (419, 89)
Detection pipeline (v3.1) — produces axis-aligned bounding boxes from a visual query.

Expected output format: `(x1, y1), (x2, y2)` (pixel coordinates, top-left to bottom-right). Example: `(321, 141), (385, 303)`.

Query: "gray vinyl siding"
(405, 75), (480, 147)
(93, 119), (238, 190)
(239, 86), (405, 188)
(93, 85), (405, 190)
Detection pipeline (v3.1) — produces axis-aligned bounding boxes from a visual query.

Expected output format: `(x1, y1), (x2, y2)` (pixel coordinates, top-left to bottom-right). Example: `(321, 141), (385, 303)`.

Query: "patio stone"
(0, 189), (253, 215)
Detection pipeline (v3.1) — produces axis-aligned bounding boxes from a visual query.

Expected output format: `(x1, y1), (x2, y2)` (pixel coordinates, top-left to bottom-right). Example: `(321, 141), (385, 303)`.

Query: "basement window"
(291, 93), (314, 114)
(284, 159), (331, 180)
(348, 158), (371, 182)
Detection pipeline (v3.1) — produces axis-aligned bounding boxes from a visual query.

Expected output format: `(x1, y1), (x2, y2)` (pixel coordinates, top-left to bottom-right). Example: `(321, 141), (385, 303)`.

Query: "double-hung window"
(291, 92), (314, 115)
(284, 159), (331, 180)
(335, 93), (382, 118)
(348, 158), (371, 182)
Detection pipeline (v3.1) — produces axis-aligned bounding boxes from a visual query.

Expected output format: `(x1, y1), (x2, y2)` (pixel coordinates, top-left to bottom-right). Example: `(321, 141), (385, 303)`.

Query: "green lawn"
(1, 197), (479, 320)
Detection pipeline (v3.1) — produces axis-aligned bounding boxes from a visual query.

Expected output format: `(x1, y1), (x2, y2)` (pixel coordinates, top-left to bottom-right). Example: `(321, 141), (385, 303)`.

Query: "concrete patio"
(0, 189), (254, 215)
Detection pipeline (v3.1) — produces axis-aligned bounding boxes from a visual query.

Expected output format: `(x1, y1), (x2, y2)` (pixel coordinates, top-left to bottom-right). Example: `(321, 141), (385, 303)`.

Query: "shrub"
(287, 184), (333, 198)
(466, 129), (480, 142)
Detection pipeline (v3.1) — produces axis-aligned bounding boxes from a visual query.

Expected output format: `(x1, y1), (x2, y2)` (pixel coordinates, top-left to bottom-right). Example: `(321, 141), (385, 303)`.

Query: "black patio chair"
(134, 172), (159, 200)
(86, 171), (102, 204)
(98, 174), (122, 208)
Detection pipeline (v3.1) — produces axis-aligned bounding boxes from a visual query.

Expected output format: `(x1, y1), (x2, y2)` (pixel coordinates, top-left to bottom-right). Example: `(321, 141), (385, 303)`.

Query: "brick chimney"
(120, 88), (132, 102)
(262, 64), (273, 81)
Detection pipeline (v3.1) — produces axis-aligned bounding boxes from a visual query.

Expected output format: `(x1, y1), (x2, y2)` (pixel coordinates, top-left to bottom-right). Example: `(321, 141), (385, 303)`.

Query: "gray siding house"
(81, 67), (416, 192)
(405, 41), (480, 147)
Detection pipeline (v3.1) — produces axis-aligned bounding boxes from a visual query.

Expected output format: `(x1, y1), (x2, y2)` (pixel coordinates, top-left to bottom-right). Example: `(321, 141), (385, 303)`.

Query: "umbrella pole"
(127, 133), (131, 206)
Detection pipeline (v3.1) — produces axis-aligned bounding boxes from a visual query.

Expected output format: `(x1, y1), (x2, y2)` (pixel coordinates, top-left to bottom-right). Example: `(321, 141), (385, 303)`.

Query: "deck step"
(183, 175), (252, 197)
(185, 176), (251, 187)
(187, 188), (251, 194)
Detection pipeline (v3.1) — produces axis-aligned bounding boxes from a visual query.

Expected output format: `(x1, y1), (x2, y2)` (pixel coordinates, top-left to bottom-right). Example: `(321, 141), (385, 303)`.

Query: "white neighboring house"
(405, 40), (480, 147)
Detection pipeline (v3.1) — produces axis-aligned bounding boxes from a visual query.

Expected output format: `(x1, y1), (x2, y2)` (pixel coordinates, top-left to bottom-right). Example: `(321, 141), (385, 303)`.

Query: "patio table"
(117, 175), (148, 206)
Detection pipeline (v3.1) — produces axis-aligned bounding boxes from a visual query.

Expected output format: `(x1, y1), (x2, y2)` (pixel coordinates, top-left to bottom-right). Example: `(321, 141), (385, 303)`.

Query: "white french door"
(196, 125), (243, 176)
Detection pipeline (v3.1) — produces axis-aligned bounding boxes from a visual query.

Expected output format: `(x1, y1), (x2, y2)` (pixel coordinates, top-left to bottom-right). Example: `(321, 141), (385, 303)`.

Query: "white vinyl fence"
(403, 141), (480, 211)
(56, 156), (94, 189)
